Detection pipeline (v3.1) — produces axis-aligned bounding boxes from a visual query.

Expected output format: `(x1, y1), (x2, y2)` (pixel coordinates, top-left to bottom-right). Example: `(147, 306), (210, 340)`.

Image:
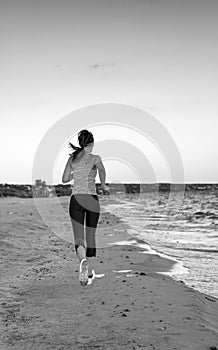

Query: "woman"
(62, 129), (109, 286)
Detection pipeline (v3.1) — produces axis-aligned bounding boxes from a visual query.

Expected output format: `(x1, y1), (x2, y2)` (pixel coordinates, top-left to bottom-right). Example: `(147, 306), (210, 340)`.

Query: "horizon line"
(1, 182), (218, 186)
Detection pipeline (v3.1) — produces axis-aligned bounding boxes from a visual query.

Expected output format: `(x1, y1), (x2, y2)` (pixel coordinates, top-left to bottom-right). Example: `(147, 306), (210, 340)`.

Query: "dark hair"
(68, 129), (94, 161)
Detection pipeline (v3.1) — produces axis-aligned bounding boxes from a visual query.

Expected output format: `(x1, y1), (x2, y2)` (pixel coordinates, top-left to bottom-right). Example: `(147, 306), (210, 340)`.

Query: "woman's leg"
(69, 195), (86, 262)
(86, 225), (97, 276)
(70, 214), (86, 261)
(69, 194), (90, 286)
(85, 195), (100, 275)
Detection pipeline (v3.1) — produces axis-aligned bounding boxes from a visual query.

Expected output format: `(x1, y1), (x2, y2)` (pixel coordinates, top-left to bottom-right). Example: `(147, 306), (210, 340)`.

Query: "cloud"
(89, 62), (116, 70)
(135, 0), (158, 2)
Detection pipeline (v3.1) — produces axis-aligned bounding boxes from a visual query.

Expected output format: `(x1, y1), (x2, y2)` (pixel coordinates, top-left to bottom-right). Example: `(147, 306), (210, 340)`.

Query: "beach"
(0, 196), (218, 350)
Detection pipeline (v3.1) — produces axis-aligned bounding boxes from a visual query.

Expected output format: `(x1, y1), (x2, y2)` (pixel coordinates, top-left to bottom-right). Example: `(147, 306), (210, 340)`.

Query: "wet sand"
(0, 196), (218, 350)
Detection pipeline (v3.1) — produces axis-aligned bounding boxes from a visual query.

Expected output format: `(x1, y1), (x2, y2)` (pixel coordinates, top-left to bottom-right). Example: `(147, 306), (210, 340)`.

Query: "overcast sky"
(1, 0), (218, 184)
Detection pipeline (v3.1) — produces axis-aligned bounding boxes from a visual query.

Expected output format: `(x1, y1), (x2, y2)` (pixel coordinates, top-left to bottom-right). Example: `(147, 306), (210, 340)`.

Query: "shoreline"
(100, 200), (191, 280)
(0, 196), (218, 349)
(101, 197), (218, 300)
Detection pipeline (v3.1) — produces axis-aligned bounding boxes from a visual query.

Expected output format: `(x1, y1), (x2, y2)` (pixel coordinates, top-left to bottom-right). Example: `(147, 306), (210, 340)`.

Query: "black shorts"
(69, 193), (100, 228)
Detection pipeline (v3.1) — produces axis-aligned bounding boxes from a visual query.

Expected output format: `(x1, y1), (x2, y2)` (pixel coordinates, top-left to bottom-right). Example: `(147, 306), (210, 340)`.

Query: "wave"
(175, 247), (218, 253)
(193, 211), (218, 219)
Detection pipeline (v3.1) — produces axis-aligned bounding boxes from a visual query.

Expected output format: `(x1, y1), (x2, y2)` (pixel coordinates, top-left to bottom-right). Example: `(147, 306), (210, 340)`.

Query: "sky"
(1, 0), (218, 184)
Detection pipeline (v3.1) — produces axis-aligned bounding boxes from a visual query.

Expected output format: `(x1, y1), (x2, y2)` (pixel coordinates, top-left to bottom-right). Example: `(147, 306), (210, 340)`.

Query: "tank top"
(71, 155), (97, 195)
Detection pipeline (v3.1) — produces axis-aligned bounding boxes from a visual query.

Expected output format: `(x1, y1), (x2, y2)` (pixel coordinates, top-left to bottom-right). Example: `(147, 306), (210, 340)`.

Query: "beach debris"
(113, 269), (145, 278)
(205, 296), (216, 302)
(113, 269), (132, 273)
(94, 272), (105, 279)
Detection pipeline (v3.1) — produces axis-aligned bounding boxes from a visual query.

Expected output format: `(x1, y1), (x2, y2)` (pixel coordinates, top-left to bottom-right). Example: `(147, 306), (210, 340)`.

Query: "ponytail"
(68, 129), (94, 161)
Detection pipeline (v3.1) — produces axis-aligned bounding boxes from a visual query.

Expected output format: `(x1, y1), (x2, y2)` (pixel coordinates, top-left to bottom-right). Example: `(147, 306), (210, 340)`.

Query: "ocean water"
(103, 190), (218, 299)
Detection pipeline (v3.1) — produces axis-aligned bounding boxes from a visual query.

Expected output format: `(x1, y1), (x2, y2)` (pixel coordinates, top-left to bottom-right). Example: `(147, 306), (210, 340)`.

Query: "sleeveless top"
(71, 155), (98, 195)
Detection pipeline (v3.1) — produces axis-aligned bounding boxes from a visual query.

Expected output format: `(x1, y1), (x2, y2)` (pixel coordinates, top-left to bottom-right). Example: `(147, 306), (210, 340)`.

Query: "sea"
(103, 189), (218, 299)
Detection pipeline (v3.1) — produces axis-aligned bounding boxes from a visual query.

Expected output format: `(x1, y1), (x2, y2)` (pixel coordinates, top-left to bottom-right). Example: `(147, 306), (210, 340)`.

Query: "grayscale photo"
(0, 1), (218, 349)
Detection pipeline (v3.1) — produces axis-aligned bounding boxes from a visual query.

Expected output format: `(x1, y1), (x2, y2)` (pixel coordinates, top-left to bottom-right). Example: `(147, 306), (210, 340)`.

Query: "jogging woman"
(62, 129), (109, 286)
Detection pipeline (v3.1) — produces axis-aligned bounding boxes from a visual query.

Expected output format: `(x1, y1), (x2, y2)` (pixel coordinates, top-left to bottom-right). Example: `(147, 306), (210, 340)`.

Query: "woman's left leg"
(69, 195), (90, 285)
(70, 213), (86, 261)
(69, 194), (86, 261)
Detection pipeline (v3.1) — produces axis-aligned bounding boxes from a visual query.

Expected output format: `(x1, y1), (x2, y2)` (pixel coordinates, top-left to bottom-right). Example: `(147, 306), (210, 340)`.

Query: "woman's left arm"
(62, 157), (73, 183)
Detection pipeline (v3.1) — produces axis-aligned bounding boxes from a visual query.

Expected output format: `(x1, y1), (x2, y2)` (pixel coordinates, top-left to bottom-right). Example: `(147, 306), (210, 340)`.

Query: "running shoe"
(79, 258), (89, 286)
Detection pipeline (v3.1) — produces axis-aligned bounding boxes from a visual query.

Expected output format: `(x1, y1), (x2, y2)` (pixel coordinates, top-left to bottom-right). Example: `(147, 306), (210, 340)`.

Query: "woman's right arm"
(62, 157), (73, 183)
(95, 155), (109, 191)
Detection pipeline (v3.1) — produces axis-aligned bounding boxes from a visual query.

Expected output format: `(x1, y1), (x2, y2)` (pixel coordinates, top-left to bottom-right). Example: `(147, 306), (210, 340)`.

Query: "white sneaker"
(79, 258), (89, 286)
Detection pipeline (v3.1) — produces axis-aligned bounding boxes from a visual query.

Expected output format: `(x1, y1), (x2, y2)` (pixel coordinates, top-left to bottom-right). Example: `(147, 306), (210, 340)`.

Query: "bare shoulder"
(93, 154), (102, 164)
(92, 154), (104, 170)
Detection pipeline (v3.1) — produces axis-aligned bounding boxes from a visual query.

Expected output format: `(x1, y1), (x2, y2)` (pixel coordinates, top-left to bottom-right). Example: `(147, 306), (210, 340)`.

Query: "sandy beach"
(0, 196), (218, 350)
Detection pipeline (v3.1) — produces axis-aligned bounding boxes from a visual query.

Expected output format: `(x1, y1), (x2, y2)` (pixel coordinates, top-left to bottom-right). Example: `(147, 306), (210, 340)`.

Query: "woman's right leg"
(85, 195), (100, 276)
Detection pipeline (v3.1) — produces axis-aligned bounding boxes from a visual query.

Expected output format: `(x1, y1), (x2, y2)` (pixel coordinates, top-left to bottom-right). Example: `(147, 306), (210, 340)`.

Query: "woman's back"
(71, 154), (97, 195)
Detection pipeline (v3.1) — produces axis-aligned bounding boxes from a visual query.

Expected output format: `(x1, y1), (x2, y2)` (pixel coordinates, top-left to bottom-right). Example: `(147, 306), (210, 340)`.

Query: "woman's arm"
(95, 155), (109, 191)
(62, 157), (73, 183)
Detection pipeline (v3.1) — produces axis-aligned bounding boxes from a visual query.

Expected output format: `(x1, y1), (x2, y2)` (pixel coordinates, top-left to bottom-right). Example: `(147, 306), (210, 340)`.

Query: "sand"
(0, 196), (218, 350)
